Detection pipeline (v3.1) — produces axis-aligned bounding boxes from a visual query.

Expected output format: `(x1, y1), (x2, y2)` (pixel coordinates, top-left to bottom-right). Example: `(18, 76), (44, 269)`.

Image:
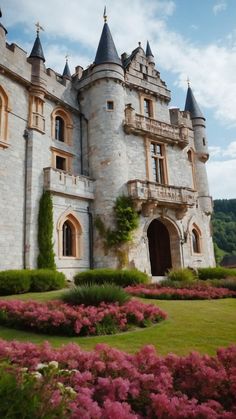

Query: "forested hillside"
(212, 199), (236, 261)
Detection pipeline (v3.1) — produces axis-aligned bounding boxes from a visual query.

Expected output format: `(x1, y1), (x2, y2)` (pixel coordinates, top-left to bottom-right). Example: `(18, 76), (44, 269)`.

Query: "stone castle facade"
(0, 11), (215, 279)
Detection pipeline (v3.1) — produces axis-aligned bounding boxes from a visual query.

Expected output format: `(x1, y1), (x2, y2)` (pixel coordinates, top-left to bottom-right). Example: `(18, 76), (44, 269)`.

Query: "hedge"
(198, 267), (236, 280)
(0, 269), (66, 295)
(74, 268), (149, 287)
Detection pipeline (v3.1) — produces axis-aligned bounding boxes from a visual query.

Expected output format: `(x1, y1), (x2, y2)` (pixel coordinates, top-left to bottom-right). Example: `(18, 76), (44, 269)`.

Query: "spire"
(94, 9), (122, 66)
(184, 85), (205, 119)
(146, 40), (154, 58)
(29, 22), (45, 62)
(63, 56), (71, 79)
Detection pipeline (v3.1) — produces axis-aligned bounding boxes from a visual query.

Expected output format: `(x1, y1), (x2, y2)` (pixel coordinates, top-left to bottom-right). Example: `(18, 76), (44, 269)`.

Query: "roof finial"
(103, 6), (107, 23)
(187, 76), (190, 87)
(65, 53), (69, 62)
(35, 21), (44, 36)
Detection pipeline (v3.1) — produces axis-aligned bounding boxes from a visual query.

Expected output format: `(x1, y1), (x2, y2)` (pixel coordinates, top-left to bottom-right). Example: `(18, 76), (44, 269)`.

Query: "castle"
(0, 9), (215, 279)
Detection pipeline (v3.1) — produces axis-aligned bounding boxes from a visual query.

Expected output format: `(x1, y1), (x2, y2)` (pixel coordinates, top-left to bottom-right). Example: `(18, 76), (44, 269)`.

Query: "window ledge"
(0, 141), (9, 149)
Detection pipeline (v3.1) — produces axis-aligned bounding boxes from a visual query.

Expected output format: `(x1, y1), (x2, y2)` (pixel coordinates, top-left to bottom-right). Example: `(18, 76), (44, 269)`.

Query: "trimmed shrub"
(167, 268), (196, 282)
(37, 191), (56, 270)
(209, 277), (236, 291)
(0, 270), (66, 295)
(74, 268), (149, 287)
(30, 270), (66, 292)
(198, 266), (236, 280)
(159, 279), (208, 289)
(61, 283), (131, 306)
(0, 270), (31, 295)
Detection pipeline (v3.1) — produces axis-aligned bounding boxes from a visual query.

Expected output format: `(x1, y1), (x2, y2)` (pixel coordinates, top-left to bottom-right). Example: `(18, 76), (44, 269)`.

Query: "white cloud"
(213, 1), (227, 15)
(2, 0), (236, 128)
(209, 141), (236, 159)
(207, 159), (236, 199)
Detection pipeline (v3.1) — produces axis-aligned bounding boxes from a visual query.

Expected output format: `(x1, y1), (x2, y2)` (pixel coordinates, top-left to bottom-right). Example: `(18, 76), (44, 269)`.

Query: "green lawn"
(0, 291), (236, 355)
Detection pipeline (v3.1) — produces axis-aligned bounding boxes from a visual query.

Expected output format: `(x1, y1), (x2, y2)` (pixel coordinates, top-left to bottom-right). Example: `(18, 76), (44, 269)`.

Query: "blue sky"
(1, 0), (236, 199)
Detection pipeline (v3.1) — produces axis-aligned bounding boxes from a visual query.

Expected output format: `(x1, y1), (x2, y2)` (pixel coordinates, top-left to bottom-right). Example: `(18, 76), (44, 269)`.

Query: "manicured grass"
(0, 291), (236, 355)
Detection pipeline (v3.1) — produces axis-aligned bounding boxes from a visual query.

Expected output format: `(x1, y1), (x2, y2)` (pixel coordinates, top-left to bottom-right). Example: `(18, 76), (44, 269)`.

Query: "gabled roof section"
(29, 34), (45, 62)
(122, 45), (142, 68)
(184, 86), (205, 119)
(94, 22), (122, 66)
(63, 60), (71, 79)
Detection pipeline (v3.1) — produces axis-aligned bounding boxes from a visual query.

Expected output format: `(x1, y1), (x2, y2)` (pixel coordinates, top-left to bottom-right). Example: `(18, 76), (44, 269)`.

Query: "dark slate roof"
(122, 46), (140, 68)
(63, 61), (71, 79)
(184, 86), (205, 119)
(146, 40), (154, 57)
(94, 22), (122, 66)
(29, 34), (45, 62)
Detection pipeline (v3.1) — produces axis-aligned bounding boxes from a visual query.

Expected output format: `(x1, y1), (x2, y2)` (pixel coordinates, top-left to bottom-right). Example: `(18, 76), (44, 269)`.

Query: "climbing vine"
(95, 196), (139, 248)
(37, 191), (56, 270)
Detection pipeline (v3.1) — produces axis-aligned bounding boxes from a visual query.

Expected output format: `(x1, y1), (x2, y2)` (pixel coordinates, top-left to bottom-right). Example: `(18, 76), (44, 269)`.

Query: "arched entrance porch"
(147, 218), (181, 276)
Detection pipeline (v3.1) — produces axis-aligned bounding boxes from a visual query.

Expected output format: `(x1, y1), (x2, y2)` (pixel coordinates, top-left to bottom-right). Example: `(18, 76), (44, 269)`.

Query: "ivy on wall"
(37, 191), (56, 270)
(95, 196), (139, 249)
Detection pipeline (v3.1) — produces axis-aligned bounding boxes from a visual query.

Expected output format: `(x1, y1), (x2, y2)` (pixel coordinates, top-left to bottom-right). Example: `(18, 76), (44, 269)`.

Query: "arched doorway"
(147, 219), (172, 275)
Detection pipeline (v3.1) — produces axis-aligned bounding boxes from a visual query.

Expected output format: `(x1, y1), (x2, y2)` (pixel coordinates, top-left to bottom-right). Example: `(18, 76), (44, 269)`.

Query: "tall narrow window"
(144, 98), (152, 117)
(63, 221), (74, 256)
(0, 85), (9, 148)
(150, 142), (166, 183)
(55, 116), (64, 141)
(187, 149), (196, 189)
(192, 228), (201, 253)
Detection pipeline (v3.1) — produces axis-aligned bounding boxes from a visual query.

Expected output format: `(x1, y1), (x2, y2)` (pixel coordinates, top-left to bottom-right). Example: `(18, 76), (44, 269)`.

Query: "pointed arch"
(191, 223), (202, 254)
(0, 85), (10, 148)
(57, 210), (83, 258)
(51, 107), (73, 145)
(187, 148), (196, 189)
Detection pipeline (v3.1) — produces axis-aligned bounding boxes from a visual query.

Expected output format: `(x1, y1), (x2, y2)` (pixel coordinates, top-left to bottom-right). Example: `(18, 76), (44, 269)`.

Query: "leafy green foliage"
(208, 278), (236, 291)
(74, 268), (149, 287)
(0, 270), (66, 295)
(61, 283), (131, 306)
(198, 267), (236, 280)
(37, 191), (56, 269)
(213, 199), (236, 257)
(167, 268), (196, 282)
(30, 270), (66, 292)
(95, 196), (139, 247)
(0, 362), (73, 418)
(0, 270), (31, 295)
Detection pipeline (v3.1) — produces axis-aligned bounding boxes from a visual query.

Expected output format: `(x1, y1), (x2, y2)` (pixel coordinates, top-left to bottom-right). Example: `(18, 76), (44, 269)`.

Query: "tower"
(77, 12), (127, 267)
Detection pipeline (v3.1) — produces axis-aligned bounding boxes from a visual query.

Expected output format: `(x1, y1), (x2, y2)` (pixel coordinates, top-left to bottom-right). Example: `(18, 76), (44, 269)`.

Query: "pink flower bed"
(0, 339), (236, 418)
(125, 285), (236, 300)
(0, 299), (166, 336)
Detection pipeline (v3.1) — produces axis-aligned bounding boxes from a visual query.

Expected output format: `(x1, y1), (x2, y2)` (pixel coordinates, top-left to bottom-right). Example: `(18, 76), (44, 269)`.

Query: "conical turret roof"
(94, 22), (122, 66)
(29, 33), (45, 62)
(184, 86), (205, 119)
(146, 40), (154, 57)
(63, 60), (71, 79)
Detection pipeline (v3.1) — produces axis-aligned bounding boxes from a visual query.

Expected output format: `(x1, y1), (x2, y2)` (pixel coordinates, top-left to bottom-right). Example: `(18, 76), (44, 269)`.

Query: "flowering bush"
(0, 339), (235, 418)
(125, 285), (236, 300)
(0, 299), (166, 336)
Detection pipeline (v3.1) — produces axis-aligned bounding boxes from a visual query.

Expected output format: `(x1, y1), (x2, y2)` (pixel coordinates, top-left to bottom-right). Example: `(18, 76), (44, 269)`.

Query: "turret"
(77, 10), (126, 268)
(146, 40), (155, 65)
(184, 83), (212, 214)
(62, 57), (72, 79)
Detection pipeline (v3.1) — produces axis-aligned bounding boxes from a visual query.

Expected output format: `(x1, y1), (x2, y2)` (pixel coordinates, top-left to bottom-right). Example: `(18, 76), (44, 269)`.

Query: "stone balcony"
(123, 105), (189, 148)
(43, 167), (94, 200)
(127, 179), (197, 218)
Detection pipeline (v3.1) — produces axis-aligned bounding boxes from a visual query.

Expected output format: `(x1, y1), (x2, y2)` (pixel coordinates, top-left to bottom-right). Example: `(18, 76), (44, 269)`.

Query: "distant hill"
(212, 199), (236, 263)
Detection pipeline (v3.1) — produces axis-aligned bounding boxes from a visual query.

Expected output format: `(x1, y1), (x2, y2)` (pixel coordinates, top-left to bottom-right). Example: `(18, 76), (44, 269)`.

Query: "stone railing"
(43, 167), (94, 200)
(124, 106), (188, 147)
(127, 179), (197, 207)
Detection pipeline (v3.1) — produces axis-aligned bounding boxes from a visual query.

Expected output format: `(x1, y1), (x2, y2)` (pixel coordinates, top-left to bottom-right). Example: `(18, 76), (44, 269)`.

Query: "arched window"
(192, 228), (201, 253)
(187, 149), (196, 189)
(55, 116), (65, 142)
(57, 212), (82, 259)
(63, 220), (74, 256)
(0, 85), (10, 148)
(51, 107), (73, 145)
